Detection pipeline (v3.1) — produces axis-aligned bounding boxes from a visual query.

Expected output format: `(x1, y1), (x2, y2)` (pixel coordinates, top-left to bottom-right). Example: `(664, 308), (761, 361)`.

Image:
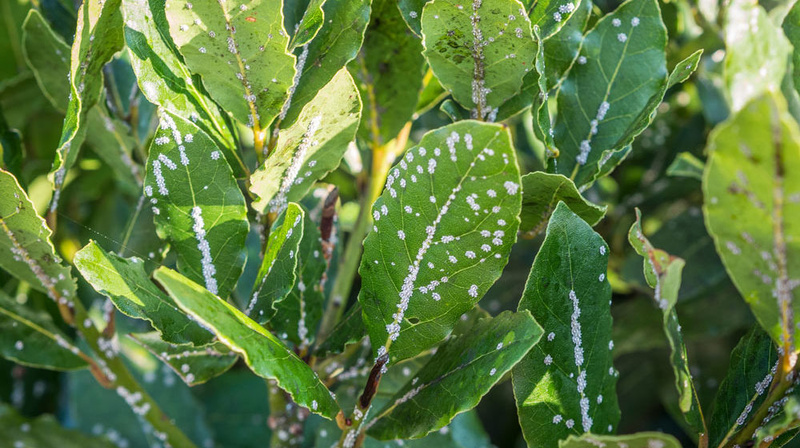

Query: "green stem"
(71, 297), (197, 448)
(118, 194), (144, 257)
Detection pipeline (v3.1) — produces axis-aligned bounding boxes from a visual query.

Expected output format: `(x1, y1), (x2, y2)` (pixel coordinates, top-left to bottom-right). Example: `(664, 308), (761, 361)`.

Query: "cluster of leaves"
(1, 0), (800, 447)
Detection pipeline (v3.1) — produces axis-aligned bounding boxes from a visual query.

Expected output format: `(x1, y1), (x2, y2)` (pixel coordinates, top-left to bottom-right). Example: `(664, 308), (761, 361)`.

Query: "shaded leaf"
(0, 290), (87, 371)
(144, 111), (249, 299)
(0, 403), (116, 448)
(666, 152), (703, 180)
(421, 0), (536, 120)
(245, 202), (304, 323)
(519, 172), (606, 238)
(783, 2), (800, 97)
(250, 68), (360, 214)
(513, 202), (619, 446)
(543, 0), (592, 91)
(130, 332), (236, 386)
(165, 0), (295, 129)
(154, 267), (341, 418)
(271, 207), (326, 348)
(73, 240), (213, 346)
(550, 0), (667, 188)
(702, 93), (800, 352)
(559, 432), (682, 448)
(367, 310), (542, 440)
(315, 303), (366, 357)
(708, 328), (777, 447)
(351, 0), (425, 145)
(628, 209), (707, 438)
(359, 120), (522, 364)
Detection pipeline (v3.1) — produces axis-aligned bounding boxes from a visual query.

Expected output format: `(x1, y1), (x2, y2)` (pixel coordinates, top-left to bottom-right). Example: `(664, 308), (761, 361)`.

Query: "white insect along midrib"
(380, 130), (505, 357)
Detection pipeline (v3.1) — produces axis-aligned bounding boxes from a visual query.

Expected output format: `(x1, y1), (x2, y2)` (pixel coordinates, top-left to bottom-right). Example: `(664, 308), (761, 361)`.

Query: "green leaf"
(280, 0), (370, 128)
(21, 9), (70, 111)
(314, 410), (491, 448)
(73, 240), (213, 346)
(314, 303), (366, 357)
(708, 328), (777, 447)
(48, 0), (124, 207)
(271, 207), (326, 348)
(526, 0), (581, 39)
(519, 172), (606, 238)
(245, 203), (304, 323)
(153, 267), (341, 419)
(666, 152), (704, 180)
(130, 332), (236, 386)
(288, 0), (325, 49)
(351, 0), (425, 145)
(0, 106), (23, 179)
(192, 369), (272, 446)
(559, 432), (682, 448)
(783, 2), (800, 97)
(359, 120), (522, 364)
(144, 111), (249, 299)
(23, 9), (142, 192)
(165, 0), (295, 129)
(0, 290), (87, 371)
(667, 48), (703, 89)
(628, 209), (707, 438)
(250, 68), (360, 214)
(513, 202), (619, 446)
(0, 169), (76, 305)
(122, 0), (242, 175)
(420, 0), (536, 120)
(543, 0), (592, 91)
(399, 0), (426, 36)
(367, 310), (542, 440)
(725, 0), (790, 113)
(702, 93), (800, 352)
(549, 0), (667, 188)
(756, 396), (800, 444)
(0, 403), (116, 448)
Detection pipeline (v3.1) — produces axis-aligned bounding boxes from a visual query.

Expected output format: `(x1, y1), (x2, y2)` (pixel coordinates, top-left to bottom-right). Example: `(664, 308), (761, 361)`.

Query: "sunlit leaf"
(549, 0), (667, 188)
(165, 0), (295, 129)
(73, 240), (213, 346)
(359, 120), (521, 364)
(559, 432), (682, 448)
(144, 111), (248, 299)
(250, 68), (360, 214)
(703, 93), (800, 352)
(421, 0), (536, 120)
(0, 169), (76, 308)
(48, 0), (124, 210)
(725, 0), (790, 113)
(154, 267), (341, 419)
